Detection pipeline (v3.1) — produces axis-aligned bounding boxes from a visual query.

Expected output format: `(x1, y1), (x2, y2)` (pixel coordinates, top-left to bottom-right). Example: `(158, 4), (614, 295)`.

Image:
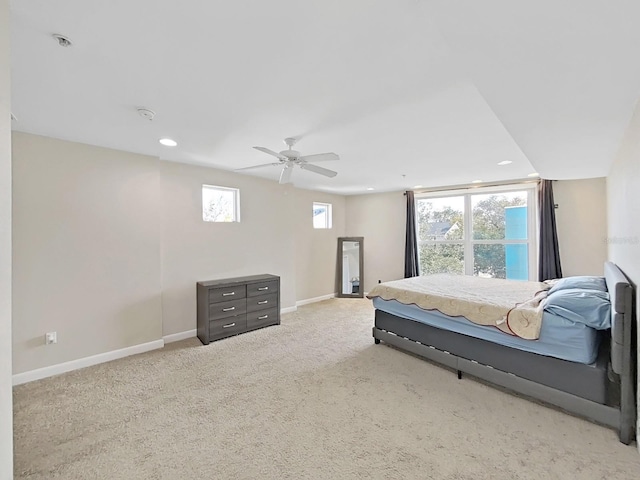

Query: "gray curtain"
(404, 191), (420, 278)
(538, 179), (562, 281)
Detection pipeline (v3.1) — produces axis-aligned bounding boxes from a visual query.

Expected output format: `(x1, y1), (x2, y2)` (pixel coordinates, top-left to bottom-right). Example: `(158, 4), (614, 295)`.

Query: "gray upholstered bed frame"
(372, 261), (636, 444)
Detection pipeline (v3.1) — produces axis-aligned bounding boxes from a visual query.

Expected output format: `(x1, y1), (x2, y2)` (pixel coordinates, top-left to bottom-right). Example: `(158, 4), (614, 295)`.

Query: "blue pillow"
(544, 288), (611, 329)
(548, 276), (607, 295)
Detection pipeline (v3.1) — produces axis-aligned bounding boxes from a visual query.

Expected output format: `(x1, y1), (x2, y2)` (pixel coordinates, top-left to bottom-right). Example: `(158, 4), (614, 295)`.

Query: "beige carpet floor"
(13, 298), (640, 479)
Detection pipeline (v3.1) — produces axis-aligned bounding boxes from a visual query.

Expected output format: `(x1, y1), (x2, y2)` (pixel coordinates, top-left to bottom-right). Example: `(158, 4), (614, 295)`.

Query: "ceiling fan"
(236, 137), (339, 184)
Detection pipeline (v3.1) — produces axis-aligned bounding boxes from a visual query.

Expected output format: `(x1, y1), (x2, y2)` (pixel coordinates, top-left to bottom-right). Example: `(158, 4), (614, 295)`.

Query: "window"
(313, 202), (332, 229)
(202, 185), (240, 222)
(416, 185), (536, 280)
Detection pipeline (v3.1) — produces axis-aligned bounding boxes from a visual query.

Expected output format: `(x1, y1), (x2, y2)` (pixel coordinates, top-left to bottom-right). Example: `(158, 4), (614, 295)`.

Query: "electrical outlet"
(45, 332), (57, 345)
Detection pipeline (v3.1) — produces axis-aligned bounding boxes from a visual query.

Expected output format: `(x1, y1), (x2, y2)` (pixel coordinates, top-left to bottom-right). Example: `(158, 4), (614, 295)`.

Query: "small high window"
(313, 202), (332, 229)
(202, 185), (240, 222)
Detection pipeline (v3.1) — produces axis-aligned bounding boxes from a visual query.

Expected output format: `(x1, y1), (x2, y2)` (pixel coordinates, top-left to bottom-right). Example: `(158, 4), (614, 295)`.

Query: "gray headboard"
(603, 261), (635, 444)
(604, 261), (633, 375)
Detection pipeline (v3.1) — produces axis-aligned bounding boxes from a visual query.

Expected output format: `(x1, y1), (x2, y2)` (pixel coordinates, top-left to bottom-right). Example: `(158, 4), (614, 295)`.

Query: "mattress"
(367, 274), (549, 339)
(372, 297), (601, 364)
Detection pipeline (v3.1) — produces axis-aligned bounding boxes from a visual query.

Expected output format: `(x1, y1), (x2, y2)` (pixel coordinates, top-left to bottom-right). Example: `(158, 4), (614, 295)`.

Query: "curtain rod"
(403, 178), (542, 195)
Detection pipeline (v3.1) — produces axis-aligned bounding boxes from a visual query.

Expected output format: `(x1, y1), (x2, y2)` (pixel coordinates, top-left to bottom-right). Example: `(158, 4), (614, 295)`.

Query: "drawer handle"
(222, 322), (236, 328)
(257, 300), (269, 305)
(222, 292), (235, 296)
(222, 307), (236, 312)
(258, 315), (269, 320)
(258, 286), (269, 291)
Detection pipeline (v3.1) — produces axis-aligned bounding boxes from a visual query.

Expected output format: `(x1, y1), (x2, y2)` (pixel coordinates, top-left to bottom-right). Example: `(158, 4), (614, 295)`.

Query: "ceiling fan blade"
(253, 146), (287, 160)
(299, 163), (337, 178)
(279, 165), (293, 184)
(298, 153), (339, 163)
(235, 162), (280, 171)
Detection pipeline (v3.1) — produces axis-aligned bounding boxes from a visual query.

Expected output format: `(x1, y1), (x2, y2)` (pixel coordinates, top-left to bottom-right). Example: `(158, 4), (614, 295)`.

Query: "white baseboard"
(163, 329), (196, 343)
(281, 294), (335, 314)
(12, 339), (165, 386)
(296, 293), (336, 307)
(13, 295), (339, 385)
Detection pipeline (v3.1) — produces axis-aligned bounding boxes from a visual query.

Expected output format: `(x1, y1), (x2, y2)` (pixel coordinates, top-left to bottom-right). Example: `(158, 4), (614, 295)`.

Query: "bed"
(367, 262), (636, 444)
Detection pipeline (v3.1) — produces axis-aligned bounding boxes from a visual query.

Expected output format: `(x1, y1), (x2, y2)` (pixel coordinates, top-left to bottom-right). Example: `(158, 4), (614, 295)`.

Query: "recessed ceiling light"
(366, 187), (375, 191)
(528, 172), (540, 177)
(497, 160), (512, 166)
(413, 185), (423, 189)
(471, 180), (483, 184)
(159, 138), (177, 147)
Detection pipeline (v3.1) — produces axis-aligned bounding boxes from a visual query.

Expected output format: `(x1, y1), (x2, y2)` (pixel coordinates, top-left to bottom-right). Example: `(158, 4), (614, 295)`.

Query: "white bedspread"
(366, 274), (550, 340)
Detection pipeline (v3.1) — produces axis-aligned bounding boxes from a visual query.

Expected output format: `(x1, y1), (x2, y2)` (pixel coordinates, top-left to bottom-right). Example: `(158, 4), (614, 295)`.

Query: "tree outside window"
(416, 188), (533, 280)
(313, 202), (332, 229)
(202, 185), (240, 222)
(417, 196), (464, 275)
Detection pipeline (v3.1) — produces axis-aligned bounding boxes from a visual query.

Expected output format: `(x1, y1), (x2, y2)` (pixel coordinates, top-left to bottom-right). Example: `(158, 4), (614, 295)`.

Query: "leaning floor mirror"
(337, 237), (364, 298)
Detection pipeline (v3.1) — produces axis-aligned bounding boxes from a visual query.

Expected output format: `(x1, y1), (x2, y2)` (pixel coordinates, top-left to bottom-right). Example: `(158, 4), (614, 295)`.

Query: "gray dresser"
(196, 274), (280, 345)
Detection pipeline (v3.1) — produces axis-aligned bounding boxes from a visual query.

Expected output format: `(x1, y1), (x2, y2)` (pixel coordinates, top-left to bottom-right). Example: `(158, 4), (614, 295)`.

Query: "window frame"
(312, 202), (333, 229)
(202, 184), (241, 223)
(416, 183), (538, 280)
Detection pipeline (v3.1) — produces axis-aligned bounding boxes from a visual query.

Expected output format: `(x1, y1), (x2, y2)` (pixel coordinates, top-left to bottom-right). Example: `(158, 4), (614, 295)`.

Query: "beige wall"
(293, 189), (346, 301)
(160, 161), (294, 336)
(345, 192), (405, 292)
(554, 178), (608, 276)
(12, 133), (163, 374)
(606, 100), (640, 448)
(0, 0), (12, 474)
(11, 133), (347, 373)
(160, 162), (346, 336)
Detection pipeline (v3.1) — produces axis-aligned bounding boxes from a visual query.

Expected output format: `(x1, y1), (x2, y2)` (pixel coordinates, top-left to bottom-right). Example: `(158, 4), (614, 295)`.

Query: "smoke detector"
(137, 108), (156, 121)
(52, 34), (72, 47)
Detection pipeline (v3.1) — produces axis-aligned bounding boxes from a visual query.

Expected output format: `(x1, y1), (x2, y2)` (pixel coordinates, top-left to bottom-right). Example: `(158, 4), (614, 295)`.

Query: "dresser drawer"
(246, 293), (278, 313)
(246, 307), (279, 330)
(247, 280), (279, 297)
(210, 315), (247, 340)
(208, 285), (247, 304)
(208, 298), (247, 320)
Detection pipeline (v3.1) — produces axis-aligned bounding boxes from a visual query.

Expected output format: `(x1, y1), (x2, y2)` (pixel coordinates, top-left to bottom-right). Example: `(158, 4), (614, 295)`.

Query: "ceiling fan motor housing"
(281, 150), (300, 159)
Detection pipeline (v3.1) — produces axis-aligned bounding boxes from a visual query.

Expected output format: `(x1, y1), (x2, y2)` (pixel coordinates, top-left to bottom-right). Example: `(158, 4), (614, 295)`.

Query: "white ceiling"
(10, 0), (640, 194)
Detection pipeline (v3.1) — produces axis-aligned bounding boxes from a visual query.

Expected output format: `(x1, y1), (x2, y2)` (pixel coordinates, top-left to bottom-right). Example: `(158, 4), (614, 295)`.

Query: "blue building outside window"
(505, 205), (528, 280)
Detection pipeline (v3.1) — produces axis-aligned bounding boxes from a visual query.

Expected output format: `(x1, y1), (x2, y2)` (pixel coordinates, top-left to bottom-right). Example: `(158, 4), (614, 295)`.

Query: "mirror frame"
(337, 237), (364, 298)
